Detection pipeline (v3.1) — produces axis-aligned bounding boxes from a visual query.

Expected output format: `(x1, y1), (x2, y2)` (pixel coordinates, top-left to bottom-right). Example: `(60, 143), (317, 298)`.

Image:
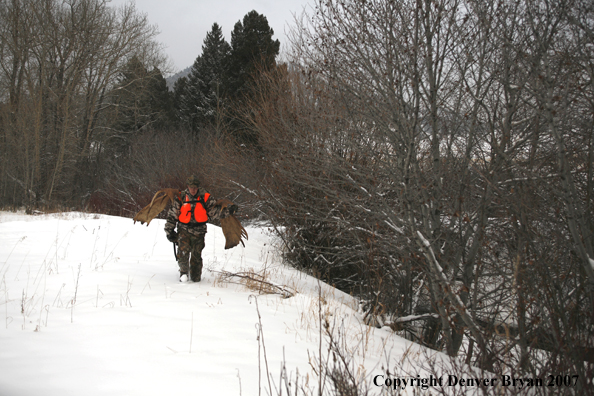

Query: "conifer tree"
(172, 75), (189, 127)
(147, 67), (175, 130)
(109, 57), (173, 153)
(178, 23), (230, 131)
(117, 58), (173, 129)
(224, 11), (280, 101)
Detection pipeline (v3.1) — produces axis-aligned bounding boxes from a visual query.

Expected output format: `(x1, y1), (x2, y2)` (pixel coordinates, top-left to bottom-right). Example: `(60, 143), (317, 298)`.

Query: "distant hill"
(165, 66), (191, 91)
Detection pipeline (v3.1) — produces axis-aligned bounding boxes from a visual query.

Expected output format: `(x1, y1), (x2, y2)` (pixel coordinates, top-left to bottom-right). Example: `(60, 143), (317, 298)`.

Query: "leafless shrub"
(239, 0), (594, 387)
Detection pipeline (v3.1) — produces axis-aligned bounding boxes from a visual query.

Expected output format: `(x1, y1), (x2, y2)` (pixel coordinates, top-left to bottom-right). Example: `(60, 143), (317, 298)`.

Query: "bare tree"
(242, 0), (594, 390)
(0, 0), (167, 209)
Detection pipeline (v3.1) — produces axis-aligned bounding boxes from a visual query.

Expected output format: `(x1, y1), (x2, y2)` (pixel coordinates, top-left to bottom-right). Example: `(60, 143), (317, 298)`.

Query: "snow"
(393, 314), (439, 324)
(0, 211), (452, 396)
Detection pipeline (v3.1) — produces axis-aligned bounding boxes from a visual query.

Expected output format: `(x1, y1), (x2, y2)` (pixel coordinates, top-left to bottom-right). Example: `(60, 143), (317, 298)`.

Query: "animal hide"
(133, 189), (248, 250)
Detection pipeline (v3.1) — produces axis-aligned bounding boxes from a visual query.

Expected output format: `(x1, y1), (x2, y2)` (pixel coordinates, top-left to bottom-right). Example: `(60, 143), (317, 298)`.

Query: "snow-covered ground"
(0, 211), (455, 396)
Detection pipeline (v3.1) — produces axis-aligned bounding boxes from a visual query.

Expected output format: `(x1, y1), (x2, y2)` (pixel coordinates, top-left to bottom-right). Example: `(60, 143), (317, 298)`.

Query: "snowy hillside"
(0, 211), (463, 396)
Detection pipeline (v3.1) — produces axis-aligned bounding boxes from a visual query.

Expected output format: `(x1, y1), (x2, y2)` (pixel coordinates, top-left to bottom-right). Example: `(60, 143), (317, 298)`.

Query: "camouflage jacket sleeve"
(164, 193), (182, 233)
(204, 192), (231, 222)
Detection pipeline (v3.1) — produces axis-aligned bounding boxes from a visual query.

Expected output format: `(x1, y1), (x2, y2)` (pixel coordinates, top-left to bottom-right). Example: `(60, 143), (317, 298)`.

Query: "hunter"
(164, 175), (235, 282)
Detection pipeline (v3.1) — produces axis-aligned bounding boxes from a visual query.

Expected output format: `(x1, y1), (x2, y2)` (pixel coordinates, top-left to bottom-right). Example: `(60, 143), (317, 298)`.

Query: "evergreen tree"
(224, 10), (280, 101)
(109, 57), (173, 154)
(172, 75), (190, 127)
(147, 67), (175, 130)
(112, 57), (173, 133)
(178, 23), (230, 131)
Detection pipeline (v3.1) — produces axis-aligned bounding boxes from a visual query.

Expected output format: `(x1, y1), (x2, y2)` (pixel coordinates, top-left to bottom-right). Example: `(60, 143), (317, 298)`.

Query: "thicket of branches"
(0, 0), (168, 209)
(241, 0), (594, 391)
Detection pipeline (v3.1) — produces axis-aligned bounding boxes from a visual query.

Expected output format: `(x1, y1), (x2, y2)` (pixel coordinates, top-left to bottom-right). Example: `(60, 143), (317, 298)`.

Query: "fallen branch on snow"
(214, 270), (296, 298)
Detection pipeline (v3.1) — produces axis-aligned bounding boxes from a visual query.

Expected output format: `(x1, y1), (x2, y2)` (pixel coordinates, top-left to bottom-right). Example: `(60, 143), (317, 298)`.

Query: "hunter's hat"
(186, 175), (200, 188)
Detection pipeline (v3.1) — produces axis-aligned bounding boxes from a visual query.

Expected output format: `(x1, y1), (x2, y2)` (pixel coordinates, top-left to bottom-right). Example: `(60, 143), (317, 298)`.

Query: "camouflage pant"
(177, 229), (205, 281)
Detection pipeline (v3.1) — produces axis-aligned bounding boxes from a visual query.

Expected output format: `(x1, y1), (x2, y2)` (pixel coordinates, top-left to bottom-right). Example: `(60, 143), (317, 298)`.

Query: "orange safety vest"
(179, 193), (210, 224)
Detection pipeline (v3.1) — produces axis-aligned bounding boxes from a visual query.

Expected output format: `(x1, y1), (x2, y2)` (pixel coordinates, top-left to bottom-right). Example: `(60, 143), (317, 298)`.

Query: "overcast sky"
(108, 0), (313, 74)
